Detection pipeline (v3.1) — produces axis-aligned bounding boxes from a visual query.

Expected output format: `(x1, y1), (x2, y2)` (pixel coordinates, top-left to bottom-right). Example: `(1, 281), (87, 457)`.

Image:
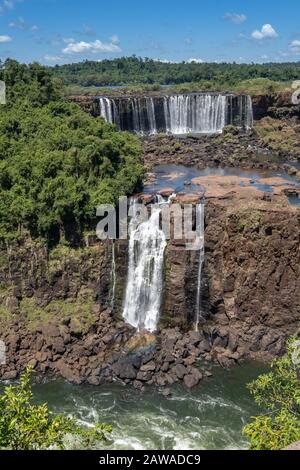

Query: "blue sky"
(0, 0), (300, 65)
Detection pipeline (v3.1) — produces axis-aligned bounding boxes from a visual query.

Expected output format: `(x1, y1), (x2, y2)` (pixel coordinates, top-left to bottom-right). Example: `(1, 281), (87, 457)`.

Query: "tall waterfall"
(98, 93), (253, 135)
(246, 95), (254, 130)
(164, 94), (226, 134)
(99, 97), (114, 124)
(195, 202), (205, 331)
(123, 200), (167, 332)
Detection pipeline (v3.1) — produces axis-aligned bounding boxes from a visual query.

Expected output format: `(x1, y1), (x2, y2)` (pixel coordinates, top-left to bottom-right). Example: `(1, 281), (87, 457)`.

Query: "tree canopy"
(0, 59), (143, 245)
(51, 56), (300, 87)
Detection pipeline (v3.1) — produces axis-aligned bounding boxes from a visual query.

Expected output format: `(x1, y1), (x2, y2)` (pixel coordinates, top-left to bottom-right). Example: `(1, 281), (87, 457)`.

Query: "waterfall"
(195, 202), (205, 331)
(164, 94), (226, 134)
(109, 240), (116, 309)
(99, 97), (114, 123)
(99, 93), (252, 135)
(146, 97), (157, 135)
(245, 95), (254, 130)
(123, 199), (167, 332)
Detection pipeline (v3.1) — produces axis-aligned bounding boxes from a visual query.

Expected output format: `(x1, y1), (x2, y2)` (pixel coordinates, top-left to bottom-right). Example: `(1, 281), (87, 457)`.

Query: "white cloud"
(0, 34), (12, 42)
(284, 39), (300, 56)
(224, 13), (247, 24)
(110, 34), (119, 45)
(252, 24), (278, 40)
(290, 40), (300, 49)
(62, 38), (121, 54)
(187, 57), (204, 63)
(184, 37), (193, 45)
(154, 58), (176, 63)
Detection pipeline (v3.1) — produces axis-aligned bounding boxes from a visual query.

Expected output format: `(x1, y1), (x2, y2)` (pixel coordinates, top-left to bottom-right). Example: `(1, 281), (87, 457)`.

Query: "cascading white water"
(164, 94), (226, 134)
(99, 97), (114, 123)
(195, 202), (205, 331)
(146, 97), (157, 135)
(245, 95), (254, 130)
(123, 199), (167, 332)
(98, 93), (253, 135)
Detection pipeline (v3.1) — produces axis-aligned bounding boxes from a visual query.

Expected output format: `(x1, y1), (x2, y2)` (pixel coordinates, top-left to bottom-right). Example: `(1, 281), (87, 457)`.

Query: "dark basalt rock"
(184, 369), (203, 389)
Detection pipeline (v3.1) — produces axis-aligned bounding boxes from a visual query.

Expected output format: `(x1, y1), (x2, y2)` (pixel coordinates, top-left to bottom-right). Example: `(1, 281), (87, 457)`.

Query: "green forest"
(51, 56), (300, 87)
(0, 59), (143, 245)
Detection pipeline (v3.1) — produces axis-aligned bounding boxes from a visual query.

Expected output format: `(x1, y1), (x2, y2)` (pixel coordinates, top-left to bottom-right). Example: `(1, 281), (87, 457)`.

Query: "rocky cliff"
(0, 191), (299, 385)
(68, 91), (300, 122)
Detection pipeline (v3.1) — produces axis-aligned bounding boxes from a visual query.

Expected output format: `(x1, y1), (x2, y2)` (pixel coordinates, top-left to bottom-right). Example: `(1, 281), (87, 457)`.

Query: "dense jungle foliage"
(0, 59), (143, 245)
(52, 56), (300, 87)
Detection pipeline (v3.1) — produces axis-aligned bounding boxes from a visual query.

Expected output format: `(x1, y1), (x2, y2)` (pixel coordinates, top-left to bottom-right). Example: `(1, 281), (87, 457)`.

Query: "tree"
(0, 367), (112, 450)
(243, 337), (300, 450)
(0, 63), (143, 244)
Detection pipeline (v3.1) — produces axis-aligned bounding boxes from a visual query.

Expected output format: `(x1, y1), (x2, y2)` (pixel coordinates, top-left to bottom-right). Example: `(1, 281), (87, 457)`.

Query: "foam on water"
(31, 363), (265, 450)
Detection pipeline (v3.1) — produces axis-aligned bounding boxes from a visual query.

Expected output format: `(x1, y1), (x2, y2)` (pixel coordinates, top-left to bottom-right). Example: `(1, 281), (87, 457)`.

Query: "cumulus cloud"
(187, 57), (204, 63)
(284, 39), (300, 56)
(251, 24), (278, 40)
(0, 34), (12, 42)
(62, 38), (121, 54)
(224, 13), (247, 24)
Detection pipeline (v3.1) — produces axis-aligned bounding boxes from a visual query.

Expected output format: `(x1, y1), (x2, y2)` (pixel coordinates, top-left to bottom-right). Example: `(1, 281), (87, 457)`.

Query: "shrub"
(0, 367), (112, 450)
(243, 337), (300, 450)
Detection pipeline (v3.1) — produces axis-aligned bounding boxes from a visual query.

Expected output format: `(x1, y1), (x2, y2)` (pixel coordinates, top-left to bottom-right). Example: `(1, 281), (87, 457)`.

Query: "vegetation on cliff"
(244, 337), (300, 450)
(254, 117), (300, 158)
(52, 56), (300, 88)
(0, 367), (111, 450)
(0, 60), (143, 245)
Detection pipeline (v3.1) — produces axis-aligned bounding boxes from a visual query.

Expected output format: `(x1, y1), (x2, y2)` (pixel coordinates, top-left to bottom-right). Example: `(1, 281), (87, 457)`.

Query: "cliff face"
(68, 91), (300, 122)
(159, 197), (300, 361)
(252, 91), (300, 120)
(203, 199), (300, 361)
(0, 195), (299, 374)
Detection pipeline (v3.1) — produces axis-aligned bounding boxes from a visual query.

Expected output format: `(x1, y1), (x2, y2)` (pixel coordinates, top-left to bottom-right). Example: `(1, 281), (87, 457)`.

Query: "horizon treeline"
(50, 56), (300, 87)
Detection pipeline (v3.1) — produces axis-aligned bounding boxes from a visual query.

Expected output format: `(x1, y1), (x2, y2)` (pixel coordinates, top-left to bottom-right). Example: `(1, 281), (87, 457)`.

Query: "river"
(31, 363), (265, 450)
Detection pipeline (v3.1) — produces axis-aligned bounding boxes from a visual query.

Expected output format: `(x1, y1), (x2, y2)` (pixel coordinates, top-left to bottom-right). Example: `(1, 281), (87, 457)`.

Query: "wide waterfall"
(123, 199), (167, 332)
(164, 94), (226, 134)
(195, 202), (205, 331)
(98, 93), (253, 135)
